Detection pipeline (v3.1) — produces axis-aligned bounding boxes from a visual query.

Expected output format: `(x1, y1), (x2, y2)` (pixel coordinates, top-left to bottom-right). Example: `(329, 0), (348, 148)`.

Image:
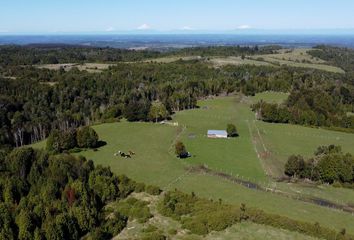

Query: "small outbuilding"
(207, 130), (228, 139)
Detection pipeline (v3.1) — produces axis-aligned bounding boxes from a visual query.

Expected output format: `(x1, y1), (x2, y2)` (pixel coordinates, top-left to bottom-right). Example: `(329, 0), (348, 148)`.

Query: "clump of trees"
(46, 126), (99, 153)
(0, 147), (155, 239)
(226, 124), (238, 137)
(284, 145), (354, 185)
(148, 101), (169, 122)
(76, 126), (99, 148)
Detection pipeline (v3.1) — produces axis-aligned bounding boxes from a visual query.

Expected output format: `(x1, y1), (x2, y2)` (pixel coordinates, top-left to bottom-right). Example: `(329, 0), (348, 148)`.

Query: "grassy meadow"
(145, 48), (345, 73)
(31, 93), (354, 234)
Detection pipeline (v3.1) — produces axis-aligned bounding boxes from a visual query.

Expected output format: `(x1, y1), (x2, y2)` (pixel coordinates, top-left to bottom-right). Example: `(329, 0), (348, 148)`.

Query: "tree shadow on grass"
(96, 140), (107, 148)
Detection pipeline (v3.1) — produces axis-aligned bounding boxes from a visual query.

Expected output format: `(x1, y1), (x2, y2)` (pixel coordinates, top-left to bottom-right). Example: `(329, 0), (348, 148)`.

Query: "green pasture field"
(31, 94), (354, 234)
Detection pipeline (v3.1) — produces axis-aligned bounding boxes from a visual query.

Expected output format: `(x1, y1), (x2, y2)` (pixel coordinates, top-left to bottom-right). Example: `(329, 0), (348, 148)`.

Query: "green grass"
(170, 173), (354, 234)
(208, 56), (272, 67)
(174, 97), (267, 182)
(78, 121), (185, 187)
(31, 94), (354, 234)
(203, 222), (322, 240)
(145, 48), (345, 73)
(251, 91), (289, 104)
(254, 120), (354, 177)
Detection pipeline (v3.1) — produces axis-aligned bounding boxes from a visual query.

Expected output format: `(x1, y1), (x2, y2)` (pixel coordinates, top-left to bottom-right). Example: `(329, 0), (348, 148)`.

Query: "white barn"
(207, 130), (228, 139)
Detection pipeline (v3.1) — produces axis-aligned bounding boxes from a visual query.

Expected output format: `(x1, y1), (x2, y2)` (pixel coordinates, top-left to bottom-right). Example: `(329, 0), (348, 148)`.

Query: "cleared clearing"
(208, 56), (272, 67)
(144, 48), (345, 73)
(144, 56), (203, 63)
(249, 48), (345, 73)
(36, 63), (114, 72)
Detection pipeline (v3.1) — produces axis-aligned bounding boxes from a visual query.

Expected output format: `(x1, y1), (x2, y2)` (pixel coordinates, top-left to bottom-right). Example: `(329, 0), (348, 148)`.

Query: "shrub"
(284, 155), (305, 177)
(116, 198), (152, 223)
(175, 141), (187, 158)
(145, 185), (162, 195)
(134, 182), (146, 193)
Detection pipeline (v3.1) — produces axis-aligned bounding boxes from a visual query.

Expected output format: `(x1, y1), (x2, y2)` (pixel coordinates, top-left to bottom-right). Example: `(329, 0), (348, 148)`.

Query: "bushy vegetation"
(159, 190), (353, 240)
(285, 145), (354, 184)
(114, 197), (152, 223)
(226, 123), (238, 137)
(0, 147), (145, 240)
(175, 141), (188, 158)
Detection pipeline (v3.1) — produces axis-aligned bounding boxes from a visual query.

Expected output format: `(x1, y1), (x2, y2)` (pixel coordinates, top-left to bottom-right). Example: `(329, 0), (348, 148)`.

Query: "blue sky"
(1, 0), (354, 33)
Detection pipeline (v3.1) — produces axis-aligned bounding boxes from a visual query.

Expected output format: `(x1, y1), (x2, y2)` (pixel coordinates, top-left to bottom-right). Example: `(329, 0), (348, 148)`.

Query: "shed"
(207, 130), (228, 139)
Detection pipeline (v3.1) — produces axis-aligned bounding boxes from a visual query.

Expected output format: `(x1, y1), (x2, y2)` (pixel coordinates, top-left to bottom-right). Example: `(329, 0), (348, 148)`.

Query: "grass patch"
(250, 48), (344, 73)
(252, 91), (289, 104)
(36, 63), (114, 72)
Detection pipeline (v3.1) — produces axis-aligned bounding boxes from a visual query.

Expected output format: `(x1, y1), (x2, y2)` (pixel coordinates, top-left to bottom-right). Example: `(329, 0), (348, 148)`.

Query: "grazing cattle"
(128, 150), (135, 155)
(114, 150), (132, 159)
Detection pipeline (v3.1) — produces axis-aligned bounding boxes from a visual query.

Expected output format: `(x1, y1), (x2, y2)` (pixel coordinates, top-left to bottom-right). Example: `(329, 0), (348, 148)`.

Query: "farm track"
(188, 165), (354, 214)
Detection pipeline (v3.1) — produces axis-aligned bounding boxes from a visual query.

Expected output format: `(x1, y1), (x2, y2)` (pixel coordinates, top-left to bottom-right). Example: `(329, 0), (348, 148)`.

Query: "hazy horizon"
(2, 0), (354, 34)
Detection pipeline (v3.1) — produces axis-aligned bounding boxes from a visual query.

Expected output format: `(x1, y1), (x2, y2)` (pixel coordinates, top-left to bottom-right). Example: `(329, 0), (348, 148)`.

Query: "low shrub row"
(158, 190), (353, 240)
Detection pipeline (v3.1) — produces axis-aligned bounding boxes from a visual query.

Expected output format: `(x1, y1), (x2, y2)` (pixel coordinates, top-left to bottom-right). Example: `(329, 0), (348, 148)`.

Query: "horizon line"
(1, 28), (354, 36)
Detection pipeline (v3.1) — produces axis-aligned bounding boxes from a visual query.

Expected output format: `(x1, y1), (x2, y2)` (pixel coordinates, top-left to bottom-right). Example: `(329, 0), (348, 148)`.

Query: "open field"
(145, 48), (344, 73)
(208, 56), (272, 67)
(31, 94), (354, 234)
(173, 97), (267, 182)
(249, 48), (344, 73)
(267, 48), (325, 64)
(253, 120), (354, 177)
(36, 63), (114, 72)
(144, 56), (203, 63)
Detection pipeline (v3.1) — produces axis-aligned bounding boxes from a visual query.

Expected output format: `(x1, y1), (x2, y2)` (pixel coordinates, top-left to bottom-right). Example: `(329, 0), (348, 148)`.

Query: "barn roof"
(207, 130), (227, 135)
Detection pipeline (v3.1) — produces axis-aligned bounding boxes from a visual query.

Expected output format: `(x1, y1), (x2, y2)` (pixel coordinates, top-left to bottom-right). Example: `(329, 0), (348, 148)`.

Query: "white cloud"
(181, 26), (194, 30)
(105, 26), (115, 32)
(137, 23), (151, 30)
(236, 25), (252, 30)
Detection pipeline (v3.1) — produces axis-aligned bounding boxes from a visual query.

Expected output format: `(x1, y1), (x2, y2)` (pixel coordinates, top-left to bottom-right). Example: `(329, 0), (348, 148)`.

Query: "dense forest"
(1, 45), (354, 150)
(0, 146), (162, 240)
